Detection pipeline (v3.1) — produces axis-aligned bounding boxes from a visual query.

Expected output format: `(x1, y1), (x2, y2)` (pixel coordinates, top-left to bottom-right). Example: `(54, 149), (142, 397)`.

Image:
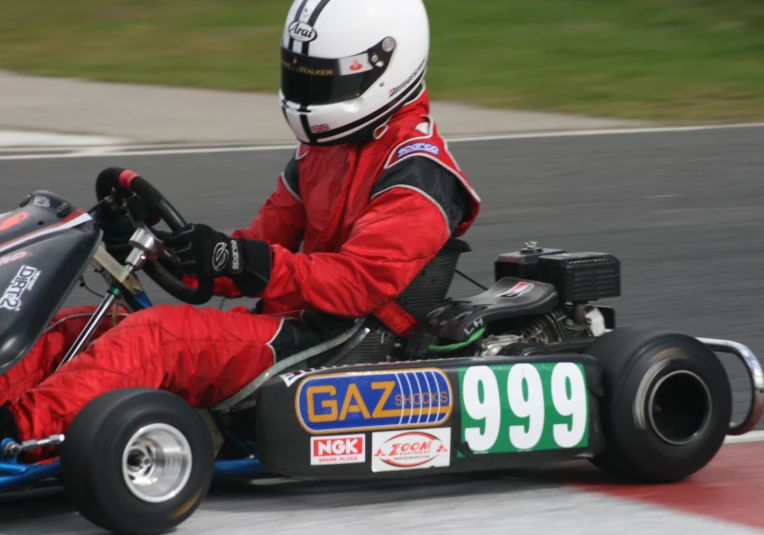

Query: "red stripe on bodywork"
(0, 212), (29, 231)
(0, 209), (88, 251)
(47, 209), (87, 228)
(119, 170), (139, 190)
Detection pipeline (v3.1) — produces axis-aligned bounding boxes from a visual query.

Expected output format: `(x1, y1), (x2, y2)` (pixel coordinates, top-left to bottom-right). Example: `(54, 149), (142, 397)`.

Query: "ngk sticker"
(310, 434), (365, 466)
(372, 428), (451, 472)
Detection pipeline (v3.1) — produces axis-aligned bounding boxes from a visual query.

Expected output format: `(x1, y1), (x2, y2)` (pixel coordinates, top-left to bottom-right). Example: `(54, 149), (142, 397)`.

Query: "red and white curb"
(566, 431), (764, 532)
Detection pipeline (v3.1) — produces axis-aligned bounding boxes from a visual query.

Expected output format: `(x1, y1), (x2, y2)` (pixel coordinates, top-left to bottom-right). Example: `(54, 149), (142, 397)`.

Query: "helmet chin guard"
(279, 0), (430, 146)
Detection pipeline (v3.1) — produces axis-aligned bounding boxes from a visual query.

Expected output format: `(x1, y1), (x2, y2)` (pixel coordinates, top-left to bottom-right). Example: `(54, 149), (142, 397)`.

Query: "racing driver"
(0, 0), (480, 451)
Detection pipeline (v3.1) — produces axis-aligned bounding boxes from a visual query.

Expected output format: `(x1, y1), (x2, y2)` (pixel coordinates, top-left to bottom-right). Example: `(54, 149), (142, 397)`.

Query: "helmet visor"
(281, 39), (394, 107)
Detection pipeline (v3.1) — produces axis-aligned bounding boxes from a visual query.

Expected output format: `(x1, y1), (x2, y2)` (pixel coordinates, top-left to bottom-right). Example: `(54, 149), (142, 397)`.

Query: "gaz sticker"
(459, 363), (589, 455)
(295, 368), (453, 434)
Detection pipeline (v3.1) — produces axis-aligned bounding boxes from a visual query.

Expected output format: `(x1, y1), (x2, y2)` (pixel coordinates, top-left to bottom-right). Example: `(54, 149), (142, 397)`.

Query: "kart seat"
(396, 238), (471, 318)
(307, 237), (472, 366)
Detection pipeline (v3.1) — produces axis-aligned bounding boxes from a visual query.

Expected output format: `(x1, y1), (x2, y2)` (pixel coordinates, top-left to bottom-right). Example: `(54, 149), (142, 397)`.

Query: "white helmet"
(279, 0), (430, 146)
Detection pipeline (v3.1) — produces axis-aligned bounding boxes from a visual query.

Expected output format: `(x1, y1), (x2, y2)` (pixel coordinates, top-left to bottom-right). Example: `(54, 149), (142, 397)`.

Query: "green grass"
(2, 0), (764, 122)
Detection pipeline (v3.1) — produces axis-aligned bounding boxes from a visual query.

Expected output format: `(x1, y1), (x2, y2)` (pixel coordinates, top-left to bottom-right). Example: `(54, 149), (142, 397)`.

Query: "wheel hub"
(121, 423), (193, 503)
(648, 370), (712, 446)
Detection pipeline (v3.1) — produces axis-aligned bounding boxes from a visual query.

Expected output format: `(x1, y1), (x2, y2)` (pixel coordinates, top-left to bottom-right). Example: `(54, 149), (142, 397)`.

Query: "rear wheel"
(60, 388), (214, 535)
(586, 326), (731, 482)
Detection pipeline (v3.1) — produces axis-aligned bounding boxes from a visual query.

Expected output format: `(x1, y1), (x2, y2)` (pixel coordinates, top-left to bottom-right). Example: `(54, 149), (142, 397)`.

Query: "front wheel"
(60, 388), (214, 535)
(586, 326), (732, 483)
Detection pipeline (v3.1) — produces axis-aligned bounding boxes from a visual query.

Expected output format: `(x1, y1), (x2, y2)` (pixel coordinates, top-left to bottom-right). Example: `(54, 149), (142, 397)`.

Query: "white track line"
(0, 144), (298, 161)
(445, 121), (764, 144)
(1, 121), (764, 161)
(724, 429), (764, 444)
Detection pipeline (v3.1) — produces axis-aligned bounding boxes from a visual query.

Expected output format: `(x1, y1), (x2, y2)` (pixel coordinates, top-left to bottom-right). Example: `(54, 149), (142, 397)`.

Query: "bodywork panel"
(0, 192), (100, 375)
(255, 355), (605, 479)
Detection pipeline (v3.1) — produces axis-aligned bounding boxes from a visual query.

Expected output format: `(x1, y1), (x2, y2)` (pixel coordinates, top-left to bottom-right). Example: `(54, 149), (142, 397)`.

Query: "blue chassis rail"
(0, 458), (273, 491)
(0, 284), (274, 492)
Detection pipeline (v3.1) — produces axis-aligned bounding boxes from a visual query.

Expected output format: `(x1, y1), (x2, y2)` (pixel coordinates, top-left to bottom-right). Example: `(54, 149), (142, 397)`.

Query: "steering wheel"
(94, 167), (215, 305)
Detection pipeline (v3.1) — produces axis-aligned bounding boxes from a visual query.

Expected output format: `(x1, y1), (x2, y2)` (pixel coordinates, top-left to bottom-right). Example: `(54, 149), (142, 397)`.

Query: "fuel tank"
(0, 191), (101, 375)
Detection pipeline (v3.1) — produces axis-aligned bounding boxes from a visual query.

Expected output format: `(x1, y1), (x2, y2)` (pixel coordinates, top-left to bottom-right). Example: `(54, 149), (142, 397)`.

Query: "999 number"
(459, 362), (589, 454)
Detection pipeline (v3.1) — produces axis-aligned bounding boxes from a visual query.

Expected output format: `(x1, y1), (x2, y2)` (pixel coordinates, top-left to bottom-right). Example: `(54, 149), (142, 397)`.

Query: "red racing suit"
(0, 88), (481, 446)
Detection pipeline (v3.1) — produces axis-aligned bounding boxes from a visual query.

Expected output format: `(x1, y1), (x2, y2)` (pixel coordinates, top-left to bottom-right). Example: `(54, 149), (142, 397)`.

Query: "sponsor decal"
(371, 428), (450, 472)
(281, 364), (385, 387)
(296, 143), (310, 160)
(338, 54), (373, 76)
(211, 242), (229, 273)
(0, 265), (42, 312)
(0, 251), (29, 268)
(280, 360), (445, 387)
(0, 212), (29, 232)
(310, 434), (365, 466)
(459, 363), (589, 456)
(389, 59), (426, 98)
(281, 56), (334, 77)
(311, 124), (331, 134)
(498, 282), (534, 298)
(282, 368), (321, 387)
(33, 195), (51, 208)
(397, 142), (440, 159)
(295, 368), (453, 434)
(288, 21), (317, 43)
(463, 317), (484, 338)
(230, 240), (241, 273)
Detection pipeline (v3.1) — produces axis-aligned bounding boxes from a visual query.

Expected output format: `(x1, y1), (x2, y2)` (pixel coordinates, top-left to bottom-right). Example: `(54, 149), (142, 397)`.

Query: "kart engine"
(478, 244), (619, 357)
(477, 305), (608, 357)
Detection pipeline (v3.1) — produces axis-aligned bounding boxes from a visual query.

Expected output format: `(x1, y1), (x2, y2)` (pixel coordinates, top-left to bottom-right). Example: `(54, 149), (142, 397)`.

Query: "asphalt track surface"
(1, 125), (764, 534)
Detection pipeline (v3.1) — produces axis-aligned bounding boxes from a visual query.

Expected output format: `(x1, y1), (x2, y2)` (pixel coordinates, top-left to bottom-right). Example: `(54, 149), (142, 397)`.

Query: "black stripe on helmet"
(288, 0), (311, 51)
(300, 114), (319, 144)
(301, 0), (332, 55)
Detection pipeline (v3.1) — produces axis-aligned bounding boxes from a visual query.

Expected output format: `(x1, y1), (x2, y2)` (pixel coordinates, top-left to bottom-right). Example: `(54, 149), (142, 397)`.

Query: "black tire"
(60, 388), (214, 535)
(586, 326), (731, 483)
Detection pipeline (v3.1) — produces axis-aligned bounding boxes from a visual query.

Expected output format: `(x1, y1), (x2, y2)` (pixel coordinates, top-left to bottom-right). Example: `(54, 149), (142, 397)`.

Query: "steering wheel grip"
(95, 168), (215, 305)
(96, 167), (185, 229)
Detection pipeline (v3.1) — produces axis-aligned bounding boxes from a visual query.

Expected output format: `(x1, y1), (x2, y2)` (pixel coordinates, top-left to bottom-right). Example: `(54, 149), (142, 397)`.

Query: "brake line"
(427, 326), (486, 353)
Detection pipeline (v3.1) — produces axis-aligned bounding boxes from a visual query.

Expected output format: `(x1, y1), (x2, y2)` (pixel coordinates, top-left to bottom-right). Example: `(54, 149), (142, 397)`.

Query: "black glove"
(164, 223), (271, 295)
(95, 167), (161, 264)
(98, 216), (134, 264)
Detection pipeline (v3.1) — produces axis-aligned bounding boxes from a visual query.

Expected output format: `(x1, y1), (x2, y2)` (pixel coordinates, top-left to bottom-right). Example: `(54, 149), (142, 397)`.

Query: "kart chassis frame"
(0, 232), (762, 491)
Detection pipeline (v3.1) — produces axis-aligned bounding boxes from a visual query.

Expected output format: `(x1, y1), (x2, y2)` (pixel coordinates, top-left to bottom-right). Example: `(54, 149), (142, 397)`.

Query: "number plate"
(458, 363), (589, 455)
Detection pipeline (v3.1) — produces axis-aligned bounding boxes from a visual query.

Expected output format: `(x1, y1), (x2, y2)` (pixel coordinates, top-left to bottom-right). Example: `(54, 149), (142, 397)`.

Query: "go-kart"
(0, 171), (762, 535)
